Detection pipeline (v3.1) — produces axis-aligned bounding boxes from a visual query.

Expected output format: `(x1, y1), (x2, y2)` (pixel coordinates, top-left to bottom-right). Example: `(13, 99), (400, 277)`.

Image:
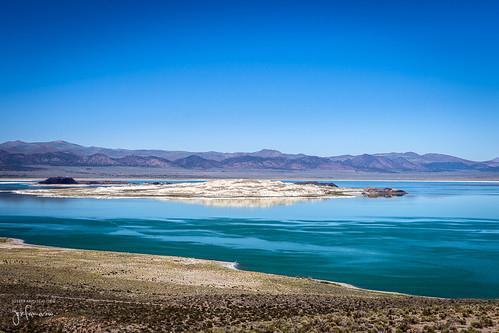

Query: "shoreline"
(2, 237), (499, 332)
(0, 237), (464, 300)
(0, 237), (374, 295)
(2, 236), (240, 271)
(2, 177), (499, 182)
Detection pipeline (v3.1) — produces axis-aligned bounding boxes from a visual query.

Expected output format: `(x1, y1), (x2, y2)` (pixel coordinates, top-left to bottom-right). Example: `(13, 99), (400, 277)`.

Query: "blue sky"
(1, 0), (498, 160)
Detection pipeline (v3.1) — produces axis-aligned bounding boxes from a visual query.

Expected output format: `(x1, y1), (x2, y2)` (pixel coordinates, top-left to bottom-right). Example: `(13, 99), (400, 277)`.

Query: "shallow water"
(1, 180), (498, 298)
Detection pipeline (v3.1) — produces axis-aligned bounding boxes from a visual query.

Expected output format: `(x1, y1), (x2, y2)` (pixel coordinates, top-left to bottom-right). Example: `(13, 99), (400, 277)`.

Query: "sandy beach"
(1, 237), (498, 332)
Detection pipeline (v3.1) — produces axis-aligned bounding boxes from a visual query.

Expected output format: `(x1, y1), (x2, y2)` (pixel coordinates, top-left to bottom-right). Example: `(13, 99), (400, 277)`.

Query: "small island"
(38, 176), (79, 185)
(22, 179), (407, 207)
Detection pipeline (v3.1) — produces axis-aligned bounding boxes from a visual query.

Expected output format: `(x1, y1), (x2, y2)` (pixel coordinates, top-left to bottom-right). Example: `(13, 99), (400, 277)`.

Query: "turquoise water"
(0, 180), (498, 299)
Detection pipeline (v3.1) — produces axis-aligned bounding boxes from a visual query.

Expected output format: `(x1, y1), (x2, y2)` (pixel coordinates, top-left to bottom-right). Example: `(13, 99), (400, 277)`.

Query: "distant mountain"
(172, 155), (222, 169)
(0, 141), (297, 161)
(0, 140), (84, 155)
(114, 155), (172, 168)
(485, 158), (499, 167)
(0, 140), (498, 174)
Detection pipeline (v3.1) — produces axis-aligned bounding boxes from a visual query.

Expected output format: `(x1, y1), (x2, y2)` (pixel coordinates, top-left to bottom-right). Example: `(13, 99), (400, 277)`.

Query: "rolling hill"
(0, 140), (498, 177)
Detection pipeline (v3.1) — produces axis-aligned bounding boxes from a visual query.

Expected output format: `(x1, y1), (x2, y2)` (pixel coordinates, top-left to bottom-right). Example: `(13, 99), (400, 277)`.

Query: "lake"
(1, 180), (498, 298)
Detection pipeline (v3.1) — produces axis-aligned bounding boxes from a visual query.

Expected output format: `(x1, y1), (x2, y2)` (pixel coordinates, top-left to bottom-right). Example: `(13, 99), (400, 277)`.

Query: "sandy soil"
(1, 237), (498, 332)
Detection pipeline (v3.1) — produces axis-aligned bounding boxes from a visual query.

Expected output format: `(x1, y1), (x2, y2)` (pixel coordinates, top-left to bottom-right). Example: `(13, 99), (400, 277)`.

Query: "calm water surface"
(0, 180), (498, 298)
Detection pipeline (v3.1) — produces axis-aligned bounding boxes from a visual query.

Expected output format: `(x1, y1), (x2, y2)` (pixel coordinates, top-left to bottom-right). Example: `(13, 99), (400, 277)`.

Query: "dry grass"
(0, 238), (497, 332)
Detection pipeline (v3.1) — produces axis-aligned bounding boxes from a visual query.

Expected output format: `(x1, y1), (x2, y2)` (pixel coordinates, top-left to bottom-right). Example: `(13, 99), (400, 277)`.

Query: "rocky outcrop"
(362, 187), (407, 198)
(39, 177), (78, 184)
(38, 177), (128, 185)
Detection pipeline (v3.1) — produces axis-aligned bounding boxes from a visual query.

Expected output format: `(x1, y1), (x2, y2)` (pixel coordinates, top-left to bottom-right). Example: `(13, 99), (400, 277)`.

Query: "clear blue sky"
(1, 0), (498, 160)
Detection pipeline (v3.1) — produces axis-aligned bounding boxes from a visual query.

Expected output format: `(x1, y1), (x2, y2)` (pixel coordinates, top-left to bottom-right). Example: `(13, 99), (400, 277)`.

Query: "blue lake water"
(0, 180), (498, 299)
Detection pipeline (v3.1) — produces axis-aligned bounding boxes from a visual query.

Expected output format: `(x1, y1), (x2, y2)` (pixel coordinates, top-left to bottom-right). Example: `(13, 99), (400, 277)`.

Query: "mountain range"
(1, 140), (498, 176)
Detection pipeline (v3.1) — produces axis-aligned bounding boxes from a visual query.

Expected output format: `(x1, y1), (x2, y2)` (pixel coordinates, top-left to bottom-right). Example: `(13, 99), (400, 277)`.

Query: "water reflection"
(169, 197), (333, 208)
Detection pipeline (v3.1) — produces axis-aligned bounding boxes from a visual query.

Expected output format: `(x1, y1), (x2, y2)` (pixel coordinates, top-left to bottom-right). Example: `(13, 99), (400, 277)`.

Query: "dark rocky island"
(38, 177), (128, 185)
(39, 177), (78, 184)
(362, 187), (408, 197)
